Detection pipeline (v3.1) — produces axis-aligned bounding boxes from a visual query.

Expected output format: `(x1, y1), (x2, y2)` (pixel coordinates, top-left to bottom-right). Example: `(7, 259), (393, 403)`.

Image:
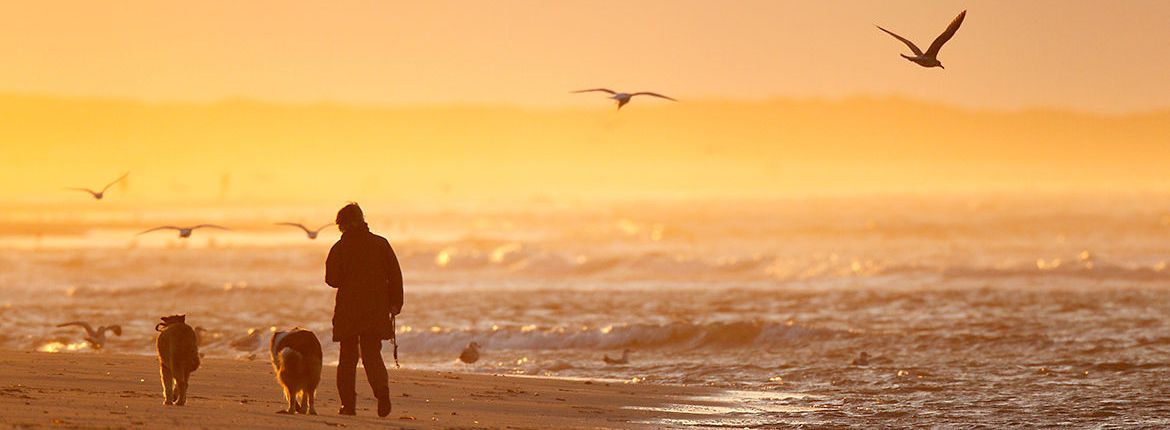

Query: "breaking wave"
(395, 320), (849, 354)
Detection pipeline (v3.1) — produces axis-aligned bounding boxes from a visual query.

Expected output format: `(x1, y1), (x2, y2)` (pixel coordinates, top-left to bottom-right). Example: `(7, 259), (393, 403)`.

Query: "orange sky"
(1, 1), (1168, 113)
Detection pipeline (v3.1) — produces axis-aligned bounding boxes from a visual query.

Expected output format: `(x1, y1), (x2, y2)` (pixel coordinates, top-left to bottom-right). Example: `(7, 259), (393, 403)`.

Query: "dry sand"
(0, 350), (729, 429)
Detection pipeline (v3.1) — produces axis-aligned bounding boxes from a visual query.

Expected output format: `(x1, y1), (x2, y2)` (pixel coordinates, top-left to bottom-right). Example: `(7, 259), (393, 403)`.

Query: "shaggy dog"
(270, 328), (323, 415)
(155, 315), (200, 406)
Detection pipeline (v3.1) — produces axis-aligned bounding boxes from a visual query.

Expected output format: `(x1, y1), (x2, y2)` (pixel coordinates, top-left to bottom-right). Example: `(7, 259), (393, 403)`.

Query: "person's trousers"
(337, 331), (390, 408)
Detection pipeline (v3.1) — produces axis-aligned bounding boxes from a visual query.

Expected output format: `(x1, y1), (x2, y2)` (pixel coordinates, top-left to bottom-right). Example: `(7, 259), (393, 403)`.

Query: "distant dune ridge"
(1, 94), (1168, 203)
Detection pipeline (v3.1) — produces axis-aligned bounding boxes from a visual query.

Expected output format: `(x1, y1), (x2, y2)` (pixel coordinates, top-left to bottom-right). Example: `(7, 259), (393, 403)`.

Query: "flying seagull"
(275, 222), (334, 240)
(572, 88), (677, 110)
(56, 321), (122, 349)
(138, 224), (230, 238)
(876, 10), (966, 69)
(65, 172), (129, 200)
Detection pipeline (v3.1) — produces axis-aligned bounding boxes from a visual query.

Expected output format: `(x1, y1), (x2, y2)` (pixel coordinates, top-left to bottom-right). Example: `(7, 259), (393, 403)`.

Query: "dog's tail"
(279, 347), (303, 376)
(188, 344), (201, 371)
(178, 327), (201, 371)
(278, 347), (306, 413)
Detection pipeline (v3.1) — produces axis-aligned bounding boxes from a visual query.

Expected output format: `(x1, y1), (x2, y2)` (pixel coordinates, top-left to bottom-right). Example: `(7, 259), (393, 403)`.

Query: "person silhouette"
(325, 203), (404, 417)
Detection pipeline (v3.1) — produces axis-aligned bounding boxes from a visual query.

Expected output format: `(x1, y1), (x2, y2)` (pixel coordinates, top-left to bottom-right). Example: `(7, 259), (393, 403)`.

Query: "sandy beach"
(5, 2), (1170, 427)
(0, 349), (739, 429)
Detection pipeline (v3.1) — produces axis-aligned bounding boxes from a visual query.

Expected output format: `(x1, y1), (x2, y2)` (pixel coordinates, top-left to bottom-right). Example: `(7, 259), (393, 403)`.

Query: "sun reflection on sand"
(490, 243), (522, 264)
(38, 341), (90, 353)
(435, 249), (453, 267)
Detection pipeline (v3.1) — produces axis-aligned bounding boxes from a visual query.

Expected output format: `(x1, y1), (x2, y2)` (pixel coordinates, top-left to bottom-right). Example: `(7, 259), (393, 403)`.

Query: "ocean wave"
(403, 242), (1170, 283)
(394, 320), (848, 353)
(941, 263), (1170, 282)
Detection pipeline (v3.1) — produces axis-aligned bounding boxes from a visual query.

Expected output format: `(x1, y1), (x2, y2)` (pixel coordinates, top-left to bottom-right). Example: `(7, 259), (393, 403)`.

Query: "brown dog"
(155, 315), (200, 406)
(270, 328), (323, 415)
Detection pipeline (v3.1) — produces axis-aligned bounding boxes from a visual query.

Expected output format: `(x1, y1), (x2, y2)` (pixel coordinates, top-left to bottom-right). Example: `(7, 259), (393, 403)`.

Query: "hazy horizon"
(3, 92), (1169, 205)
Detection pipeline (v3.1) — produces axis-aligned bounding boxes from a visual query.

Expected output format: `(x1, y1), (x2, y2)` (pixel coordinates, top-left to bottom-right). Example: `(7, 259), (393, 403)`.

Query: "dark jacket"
(325, 223), (404, 342)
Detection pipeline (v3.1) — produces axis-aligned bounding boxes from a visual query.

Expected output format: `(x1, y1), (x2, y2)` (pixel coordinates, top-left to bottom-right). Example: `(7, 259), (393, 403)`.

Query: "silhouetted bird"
(877, 10), (966, 69)
(276, 222), (334, 240)
(603, 349), (631, 365)
(138, 224), (229, 238)
(230, 327), (269, 352)
(852, 351), (891, 366)
(65, 172), (128, 200)
(56, 321), (122, 349)
(853, 351), (871, 366)
(572, 88), (677, 110)
(459, 342), (480, 364)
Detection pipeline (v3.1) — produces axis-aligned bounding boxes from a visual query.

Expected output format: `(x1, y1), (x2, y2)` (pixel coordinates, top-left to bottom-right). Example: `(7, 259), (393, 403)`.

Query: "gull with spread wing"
(138, 224), (230, 238)
(57, 321), (123, 349)
(65, 172), (129, 200)
(572, 88), (677, 110)
(276, 222), (334, 240)
(877, 10), (966, 69)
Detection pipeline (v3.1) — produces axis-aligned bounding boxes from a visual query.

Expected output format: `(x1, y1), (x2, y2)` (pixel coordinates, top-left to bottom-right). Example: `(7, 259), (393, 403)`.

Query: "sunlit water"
(2, 195), (1170, 427)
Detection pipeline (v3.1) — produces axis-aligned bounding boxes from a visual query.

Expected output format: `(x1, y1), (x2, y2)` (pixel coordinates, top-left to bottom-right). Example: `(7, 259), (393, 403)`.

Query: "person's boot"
(376, 388), (392, 417)
(338, 406), (356, 416)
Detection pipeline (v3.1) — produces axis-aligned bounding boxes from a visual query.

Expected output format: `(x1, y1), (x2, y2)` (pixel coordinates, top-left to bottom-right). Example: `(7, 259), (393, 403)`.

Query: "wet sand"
(0, 349), (726, 429)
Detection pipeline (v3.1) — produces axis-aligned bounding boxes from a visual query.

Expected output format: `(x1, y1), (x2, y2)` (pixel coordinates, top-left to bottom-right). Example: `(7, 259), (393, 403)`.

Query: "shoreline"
(0, 349), (767, 429)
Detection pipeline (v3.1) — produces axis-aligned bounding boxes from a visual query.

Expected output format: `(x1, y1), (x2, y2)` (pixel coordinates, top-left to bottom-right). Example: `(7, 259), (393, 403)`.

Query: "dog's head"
(155, 314), (187, 331)
(161, 314), (186, 325)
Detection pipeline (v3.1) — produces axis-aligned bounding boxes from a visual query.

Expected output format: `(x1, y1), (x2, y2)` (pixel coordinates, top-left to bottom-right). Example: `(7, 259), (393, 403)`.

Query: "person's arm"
(325, 242), (344, 289)
(386, 241), (404, 315)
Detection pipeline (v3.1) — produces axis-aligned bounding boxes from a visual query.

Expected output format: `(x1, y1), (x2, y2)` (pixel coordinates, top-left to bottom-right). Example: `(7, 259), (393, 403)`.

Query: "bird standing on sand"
(852, 351), (871, 366)
(852, 351), (890, 366)
(56, 321), (122, 349)
(572, 88), (677, 110)
(138, 224), (229, 238)
(230, 328), (269, 352)
(459, 342), (480, 364)
(276, 222), (334, 240)
(876, 10), (966, 69)
(603, 349), (631, 365)
(65, 172), (129, 200)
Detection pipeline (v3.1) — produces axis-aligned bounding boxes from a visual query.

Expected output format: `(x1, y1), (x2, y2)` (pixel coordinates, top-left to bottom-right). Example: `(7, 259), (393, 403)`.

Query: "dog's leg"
(299, 390), (310, 414)
(295, 389), (309, 414)
(160, 365), (175, 405)
(278, 385), (296, 414)
(295, 389), (307, 414)
(306, 388), (317, 415)
(175, 366), (189, 406)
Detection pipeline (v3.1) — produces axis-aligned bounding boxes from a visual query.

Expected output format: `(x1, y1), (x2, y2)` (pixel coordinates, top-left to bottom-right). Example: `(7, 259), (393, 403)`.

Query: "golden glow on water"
(38, 341), (90, 353)
(490, 244), (522, 264)
(435, 250), (453, 268)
